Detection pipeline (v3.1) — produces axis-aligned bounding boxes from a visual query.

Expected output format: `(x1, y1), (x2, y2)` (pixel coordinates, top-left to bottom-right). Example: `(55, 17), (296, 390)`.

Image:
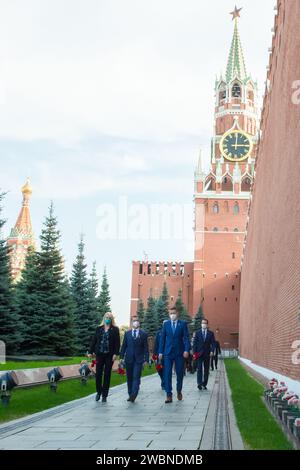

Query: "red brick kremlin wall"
(130, 261), (194, 320)
(239, 0), (300, 380)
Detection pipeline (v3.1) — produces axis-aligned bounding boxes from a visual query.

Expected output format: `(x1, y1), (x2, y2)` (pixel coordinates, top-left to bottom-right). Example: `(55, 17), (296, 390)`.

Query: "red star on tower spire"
(230, 5), (242, 21)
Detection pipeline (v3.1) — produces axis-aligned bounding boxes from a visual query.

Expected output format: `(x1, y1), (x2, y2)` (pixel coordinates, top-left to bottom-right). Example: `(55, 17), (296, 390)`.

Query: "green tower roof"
(225, 17), (247, 83)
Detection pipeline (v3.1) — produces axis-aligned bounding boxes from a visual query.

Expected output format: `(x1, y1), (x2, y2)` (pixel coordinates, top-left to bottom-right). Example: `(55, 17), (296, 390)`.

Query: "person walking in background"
(193, 318), (215, 391)
(153, 325), (165, 390)
(191, 332), (197, 374)
(158, 306), (190, 404)
(88, 312), (120, 403)
(211, 338), (221, 371)
(120, 316), (149, 403)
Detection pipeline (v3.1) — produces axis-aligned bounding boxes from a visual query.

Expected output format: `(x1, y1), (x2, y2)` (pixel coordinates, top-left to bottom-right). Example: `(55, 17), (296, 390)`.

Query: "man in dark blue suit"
(159, 306), (190, 403)
(120, 316), (149, 403)
(193, 318), (215, 390)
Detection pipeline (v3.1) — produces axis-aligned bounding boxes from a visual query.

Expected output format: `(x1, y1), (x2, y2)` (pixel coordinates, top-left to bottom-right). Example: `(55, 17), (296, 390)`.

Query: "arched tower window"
(247, 87), (254, 103)
(232, 82), (242, 98)
(242, 177), (251, 192)
(213, 203), (219, 214)
(233, 203), (239, 214)
(219, 89), (226, 104)
(206, 175), (216, 191)
(218, 82), (227, 105)
(222, 176), (233, 192)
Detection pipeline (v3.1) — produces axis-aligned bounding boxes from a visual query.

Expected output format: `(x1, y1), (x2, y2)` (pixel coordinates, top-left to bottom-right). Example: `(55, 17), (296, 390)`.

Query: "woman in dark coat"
(88, 312), (120, 402)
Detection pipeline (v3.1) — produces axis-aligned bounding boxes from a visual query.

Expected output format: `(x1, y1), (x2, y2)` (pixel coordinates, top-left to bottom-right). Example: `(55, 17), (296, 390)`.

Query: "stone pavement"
(0, 361), (243, 450)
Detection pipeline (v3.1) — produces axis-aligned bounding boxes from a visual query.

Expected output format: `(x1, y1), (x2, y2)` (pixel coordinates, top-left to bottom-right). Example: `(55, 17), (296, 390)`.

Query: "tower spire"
(7, 178), (35, 282)
(226, 6), (247, 83)
(15, 178), (33, 234)
(196, 149), (203, 174)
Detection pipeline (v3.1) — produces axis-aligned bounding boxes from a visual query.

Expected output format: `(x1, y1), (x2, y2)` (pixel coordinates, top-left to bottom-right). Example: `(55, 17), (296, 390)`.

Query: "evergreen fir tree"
(175, 289), (192, 332)
(175, 289), (185, 317)
(156, 296), (168, 328)
(35, 202), (76, 356)
(192, 304), (204, 333)
(143, 296), (158, 336)
(0, 192), (22, 354)
(86, 261), (100, 329)
(98, 267), (111, 322)
(136, 298), (145, 326)
(160, 282), (170, 319)
(15, 246), (42, 354)
(70, 235), (95, 353)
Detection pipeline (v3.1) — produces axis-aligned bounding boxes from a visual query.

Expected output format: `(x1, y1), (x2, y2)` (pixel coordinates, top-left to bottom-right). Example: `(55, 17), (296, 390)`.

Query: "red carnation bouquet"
(193, 352), (200, 361)
(118, 359), (126, 375)
(87, 358), (97, 376)
(155, 356), (163, 372)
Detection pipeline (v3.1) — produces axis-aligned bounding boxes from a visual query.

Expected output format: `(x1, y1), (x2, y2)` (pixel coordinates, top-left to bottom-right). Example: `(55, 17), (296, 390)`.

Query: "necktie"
(172, 322), (176, 334)
(202, 330), (206, 341)
(133, 329), (137, 339)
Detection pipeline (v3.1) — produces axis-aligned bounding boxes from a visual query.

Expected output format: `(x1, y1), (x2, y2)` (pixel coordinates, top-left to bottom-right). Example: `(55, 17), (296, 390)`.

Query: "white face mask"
(202, 324), (208, 330)
(132, 321), (140, 329)
(170, 314), (177, 321)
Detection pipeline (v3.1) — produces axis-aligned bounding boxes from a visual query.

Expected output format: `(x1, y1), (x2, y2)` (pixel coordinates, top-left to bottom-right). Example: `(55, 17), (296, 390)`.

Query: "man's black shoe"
(102, 397), (107, 403)
(95, 393), (101, 402)
(203, 386), (207, 390)
(198, 385), (202, 391)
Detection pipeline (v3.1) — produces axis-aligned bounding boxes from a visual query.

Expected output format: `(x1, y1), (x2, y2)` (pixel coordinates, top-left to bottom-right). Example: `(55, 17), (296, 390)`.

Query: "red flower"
(193, 352), (200, 361)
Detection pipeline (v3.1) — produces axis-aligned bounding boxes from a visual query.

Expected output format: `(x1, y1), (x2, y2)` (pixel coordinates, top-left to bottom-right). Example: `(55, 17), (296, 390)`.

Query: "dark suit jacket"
(89, 325), (120, 356)
(153, 329), (162, 356)
(158, 320), (191, 357)
(213, 340), (221, 356)
(193, 329), (215, 358)
(120, 329), (149, 364)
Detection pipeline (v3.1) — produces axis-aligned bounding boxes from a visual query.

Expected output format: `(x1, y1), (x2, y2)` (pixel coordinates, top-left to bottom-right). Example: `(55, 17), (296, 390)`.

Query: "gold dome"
(21, 178), (33, 195)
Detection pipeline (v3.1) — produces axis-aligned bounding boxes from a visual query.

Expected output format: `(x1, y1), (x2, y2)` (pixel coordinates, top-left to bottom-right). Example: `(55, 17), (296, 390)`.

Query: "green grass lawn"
(225, 358), (293, 450)
(0, 364), (156, 424)
(0, 357), (84, 371)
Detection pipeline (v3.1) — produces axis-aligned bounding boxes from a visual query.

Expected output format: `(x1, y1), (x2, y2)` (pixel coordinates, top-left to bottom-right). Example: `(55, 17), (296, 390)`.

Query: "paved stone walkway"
(0, 361), (243, 450)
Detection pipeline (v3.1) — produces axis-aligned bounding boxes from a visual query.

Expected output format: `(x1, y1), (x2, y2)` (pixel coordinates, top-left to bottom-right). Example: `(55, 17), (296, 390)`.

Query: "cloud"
(0, 0), (274, 146)
(0, 134), (201, 199)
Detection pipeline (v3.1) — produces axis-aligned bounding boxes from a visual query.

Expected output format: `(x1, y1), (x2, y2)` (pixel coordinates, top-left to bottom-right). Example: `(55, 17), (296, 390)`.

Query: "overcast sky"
(0, 0), (275, 325)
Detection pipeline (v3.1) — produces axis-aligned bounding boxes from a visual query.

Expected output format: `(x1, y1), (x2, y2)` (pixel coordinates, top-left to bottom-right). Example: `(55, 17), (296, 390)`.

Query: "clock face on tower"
(219, 130), (253, 162)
